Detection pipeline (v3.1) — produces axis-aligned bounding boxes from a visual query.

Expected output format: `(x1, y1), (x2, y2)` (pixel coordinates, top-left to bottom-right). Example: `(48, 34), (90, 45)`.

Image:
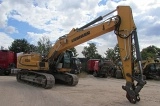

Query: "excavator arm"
(47, 6), (146, 103)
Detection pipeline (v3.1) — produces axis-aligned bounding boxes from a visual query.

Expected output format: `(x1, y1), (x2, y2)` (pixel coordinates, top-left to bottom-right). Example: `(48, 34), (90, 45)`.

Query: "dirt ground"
(0, 75), (160, 106)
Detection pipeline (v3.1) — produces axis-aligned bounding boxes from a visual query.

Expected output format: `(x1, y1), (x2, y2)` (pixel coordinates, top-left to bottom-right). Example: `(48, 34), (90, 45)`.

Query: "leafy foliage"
(9, 39), (30, 53)
(105, 48), (114, 59)
(37, 36), (52, 56)
(141, 45), (160, 60)
(106, 44), (160, 61)
(29, 44), (37, 52)
(82, 43), (102, 59)
(105, 44), (120, 62)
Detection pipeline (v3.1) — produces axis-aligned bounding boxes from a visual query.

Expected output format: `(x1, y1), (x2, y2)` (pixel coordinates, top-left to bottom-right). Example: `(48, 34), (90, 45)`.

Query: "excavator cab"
(63, 51), (73, 68)
(51, 50), (74, 72)
(57, 51), (73, 69)
(70, 57), (82, 74)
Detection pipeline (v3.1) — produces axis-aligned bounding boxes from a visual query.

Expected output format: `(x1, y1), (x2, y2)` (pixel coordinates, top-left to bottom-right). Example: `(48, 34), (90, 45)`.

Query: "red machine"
(0, 50), (17, 75)
(87, 59), (112, 77)
(87, 59), (99, 73)
(93, 59), (114, 77)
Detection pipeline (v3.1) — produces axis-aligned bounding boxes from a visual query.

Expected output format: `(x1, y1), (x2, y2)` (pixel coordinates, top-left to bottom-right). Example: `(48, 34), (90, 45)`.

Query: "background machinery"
(93, 59), (112, 78)
(108, 60), (124, 79)
(0, 50), (17, 75)
(16, 6), (146, 104)
(86, 59), (109, 77)
(134, 58), (160, 80)
(87, 59), (99, 73)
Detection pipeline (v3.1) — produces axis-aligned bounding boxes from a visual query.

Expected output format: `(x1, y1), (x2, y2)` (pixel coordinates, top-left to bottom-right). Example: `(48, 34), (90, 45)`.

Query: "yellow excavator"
(134, 57), (160, 80)
(16, 6), (146, 104)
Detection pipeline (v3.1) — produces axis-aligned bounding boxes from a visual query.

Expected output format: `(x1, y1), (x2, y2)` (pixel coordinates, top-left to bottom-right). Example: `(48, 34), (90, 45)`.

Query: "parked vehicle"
(134, 58), (160, 80)
(109, 61), (124, 79)
(0, 50), (17, 75)
(87, 59), (99, 74)
(93, 59), (112, 78)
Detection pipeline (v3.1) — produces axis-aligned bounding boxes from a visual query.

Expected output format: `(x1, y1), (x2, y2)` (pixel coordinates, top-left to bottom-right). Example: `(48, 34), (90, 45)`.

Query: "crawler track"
(65, 73), (79, 86)
(53, 72), (79, 86)
(16, 70), (55, 89)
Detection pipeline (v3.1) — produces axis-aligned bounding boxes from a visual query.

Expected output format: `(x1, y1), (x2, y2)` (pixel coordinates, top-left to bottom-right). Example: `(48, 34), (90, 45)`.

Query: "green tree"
(70, 47), (78, 57)
(141, 45), (160, 60)
(114, 44), (120, 60)
(95, 53), (102, 59)
(105, 44), (120, 62)
(37, 36), (52, 56)
(82, 43), (102, 59)
(9, 39), (30, 53)
(105, 48), (115, 60)
(29, 44), (38, 52)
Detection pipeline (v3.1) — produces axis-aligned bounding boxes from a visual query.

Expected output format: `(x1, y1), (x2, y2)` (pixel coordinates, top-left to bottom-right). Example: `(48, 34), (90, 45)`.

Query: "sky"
(0, 0), (160, 57)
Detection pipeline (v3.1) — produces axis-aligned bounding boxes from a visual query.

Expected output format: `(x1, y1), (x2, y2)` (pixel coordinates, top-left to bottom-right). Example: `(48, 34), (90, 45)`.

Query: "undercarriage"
(53, 72), (79, 86)
(16, 70), (79, 89)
